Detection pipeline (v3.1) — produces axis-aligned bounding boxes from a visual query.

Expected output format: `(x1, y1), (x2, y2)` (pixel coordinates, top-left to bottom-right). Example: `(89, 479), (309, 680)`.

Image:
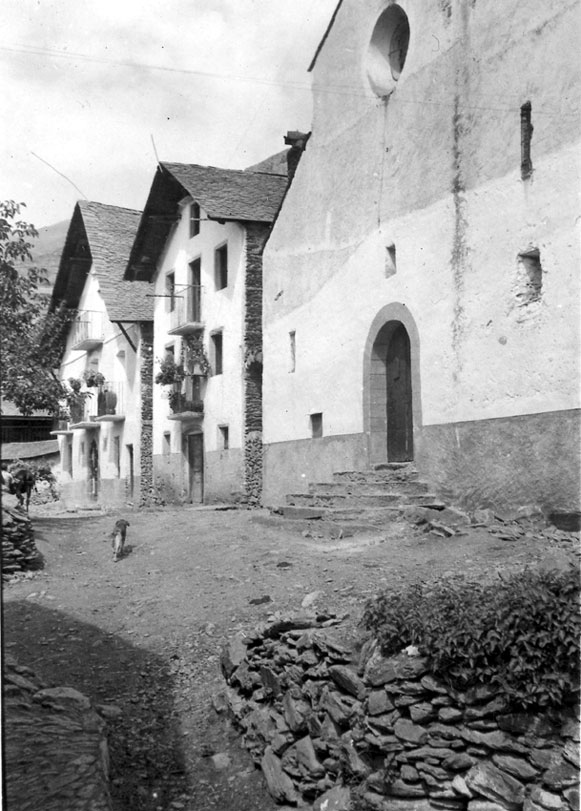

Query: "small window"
(215, 244), (228, 290)
(190, 202), (200, 238)
(289, 330), (296, 373)
(166, 272), (176, 312)
(310, 412), (323, 439)
(80, 441), (85, 459)
(219, 425), (229, 450)
(162, 432), (171, 455)
(520, 101), (533, 180)
(211, 331), (223, 375)
(102, 436), (108, 453)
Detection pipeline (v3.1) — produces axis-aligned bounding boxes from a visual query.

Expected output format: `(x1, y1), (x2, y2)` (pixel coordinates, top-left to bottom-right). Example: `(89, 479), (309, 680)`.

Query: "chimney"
(284, 131), (310, 180)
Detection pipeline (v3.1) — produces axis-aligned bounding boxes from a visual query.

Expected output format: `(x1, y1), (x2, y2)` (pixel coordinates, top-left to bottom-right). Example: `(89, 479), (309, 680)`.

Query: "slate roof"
(161, 162), (288, 223)
(1, 399), (52, 418)
(126, 162), (288, 281)
(77, 202), (153, 322)
(1, 440), (59, 460)
(51, 201), (153, 322)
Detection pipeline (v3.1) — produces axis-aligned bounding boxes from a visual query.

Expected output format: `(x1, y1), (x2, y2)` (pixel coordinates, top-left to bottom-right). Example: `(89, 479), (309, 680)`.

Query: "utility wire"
(0, 42), (575, 118)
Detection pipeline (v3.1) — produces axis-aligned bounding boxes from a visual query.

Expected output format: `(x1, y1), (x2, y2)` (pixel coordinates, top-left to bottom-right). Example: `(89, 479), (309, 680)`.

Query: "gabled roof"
(126, 162), (288, 281)
(162, 162), (288, 222)
(50, 201), (153, 322)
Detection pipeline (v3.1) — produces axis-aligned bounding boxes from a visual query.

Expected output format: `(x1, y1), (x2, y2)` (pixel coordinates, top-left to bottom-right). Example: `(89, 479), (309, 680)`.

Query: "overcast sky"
(1, 0), (338, 227)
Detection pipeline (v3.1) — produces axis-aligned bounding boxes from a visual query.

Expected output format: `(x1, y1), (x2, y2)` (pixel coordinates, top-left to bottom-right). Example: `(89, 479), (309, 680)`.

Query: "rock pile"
(3, 655), (112, 811)
(221, 615), (579, 811)
(2, 505), (42, 580)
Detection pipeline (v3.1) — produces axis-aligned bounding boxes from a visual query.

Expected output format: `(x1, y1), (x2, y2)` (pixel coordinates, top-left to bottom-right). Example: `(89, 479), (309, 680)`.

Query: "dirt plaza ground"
(3, 503), (578, 810)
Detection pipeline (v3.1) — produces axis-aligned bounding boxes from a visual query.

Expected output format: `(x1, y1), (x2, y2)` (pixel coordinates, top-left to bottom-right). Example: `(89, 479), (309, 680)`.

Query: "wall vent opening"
(386, 244), (397, 278)
(517, 248), (542, 304)
(289, 330), (296, 373)
(520, 101), (533, 180)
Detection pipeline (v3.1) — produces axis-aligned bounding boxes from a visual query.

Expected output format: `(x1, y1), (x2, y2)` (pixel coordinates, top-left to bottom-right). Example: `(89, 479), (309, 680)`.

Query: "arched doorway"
(386, 323), (413, 461)
(363, 304), (421, 466)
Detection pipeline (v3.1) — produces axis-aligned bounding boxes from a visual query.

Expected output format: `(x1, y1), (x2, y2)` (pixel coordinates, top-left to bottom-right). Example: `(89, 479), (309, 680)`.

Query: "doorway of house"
(88, 436), (99, 499)
(126, 444), (134, 499)
(386, 323), (413, 461)
(186, 433), (204, 503)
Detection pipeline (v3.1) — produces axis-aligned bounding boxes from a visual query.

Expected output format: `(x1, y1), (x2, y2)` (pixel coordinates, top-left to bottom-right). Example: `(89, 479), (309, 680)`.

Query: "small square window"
(190, 202), (200, 238)
(211, 331), (223, 375)
(163, 432), (171, 455)
(215, 244), (228, 290)
(166, 272), (176, 312)
(219, 425), (229, 450)
(310, 413), (323, 439)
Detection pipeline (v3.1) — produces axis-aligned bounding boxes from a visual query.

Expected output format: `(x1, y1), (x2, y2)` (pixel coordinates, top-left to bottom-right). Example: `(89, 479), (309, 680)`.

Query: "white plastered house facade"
(262, 0), (580, 516)
(125, 162), (287, 504)
(50, 201), (154, 507)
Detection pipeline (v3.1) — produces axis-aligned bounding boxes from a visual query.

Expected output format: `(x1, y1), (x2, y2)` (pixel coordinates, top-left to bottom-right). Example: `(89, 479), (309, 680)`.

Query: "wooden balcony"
(68, 382), (125, 427)
(167, 391), (204, 422)
(70, 311), (104, 350)
(167, 285), (204, 336)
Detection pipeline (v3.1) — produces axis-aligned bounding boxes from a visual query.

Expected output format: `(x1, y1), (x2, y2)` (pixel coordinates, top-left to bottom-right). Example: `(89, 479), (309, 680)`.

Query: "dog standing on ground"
(111, 519), (130, 562)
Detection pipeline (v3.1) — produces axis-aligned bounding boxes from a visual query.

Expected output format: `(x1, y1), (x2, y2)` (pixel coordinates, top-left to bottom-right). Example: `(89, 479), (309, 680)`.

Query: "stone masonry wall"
(243, 224), (270, 504)
(138, 322), (155, 506)
(221, 615), (579, 811)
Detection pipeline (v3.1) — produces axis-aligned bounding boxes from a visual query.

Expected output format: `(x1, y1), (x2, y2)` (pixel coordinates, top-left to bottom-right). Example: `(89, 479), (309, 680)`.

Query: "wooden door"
(88, 437), (99, 498)
(187, 434), (204, 503)
(386, 324), (413, 461)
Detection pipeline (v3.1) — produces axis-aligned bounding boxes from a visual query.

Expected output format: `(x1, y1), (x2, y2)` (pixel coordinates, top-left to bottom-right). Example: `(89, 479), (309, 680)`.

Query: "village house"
(124, 161), (288, 504)
(49, 201), (153, 507)
(262, 0), (580, 516)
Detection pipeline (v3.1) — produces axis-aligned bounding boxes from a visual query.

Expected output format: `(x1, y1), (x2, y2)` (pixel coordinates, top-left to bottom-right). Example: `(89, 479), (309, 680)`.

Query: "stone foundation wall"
(221, 615), (579, 811)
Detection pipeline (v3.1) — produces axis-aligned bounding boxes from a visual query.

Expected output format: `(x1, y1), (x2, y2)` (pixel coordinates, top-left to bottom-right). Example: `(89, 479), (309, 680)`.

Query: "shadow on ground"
(3, 600), (188, 811)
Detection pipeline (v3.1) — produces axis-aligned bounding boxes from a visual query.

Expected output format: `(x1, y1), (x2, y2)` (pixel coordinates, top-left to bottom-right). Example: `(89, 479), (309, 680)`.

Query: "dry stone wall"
(220, 615), (579, 811)
(2, 506), (42, 581)
(4, 655), (112, 811)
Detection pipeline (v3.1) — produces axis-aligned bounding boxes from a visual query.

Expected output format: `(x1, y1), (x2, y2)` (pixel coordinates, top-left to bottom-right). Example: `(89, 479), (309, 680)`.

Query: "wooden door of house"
(88, 437), (99, 499)
(187, 433), (204, 503)
(386, 324), (413, 461)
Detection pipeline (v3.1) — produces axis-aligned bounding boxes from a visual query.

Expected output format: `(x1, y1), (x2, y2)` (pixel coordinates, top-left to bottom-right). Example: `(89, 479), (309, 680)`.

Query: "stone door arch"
(363, 303), (422, 466)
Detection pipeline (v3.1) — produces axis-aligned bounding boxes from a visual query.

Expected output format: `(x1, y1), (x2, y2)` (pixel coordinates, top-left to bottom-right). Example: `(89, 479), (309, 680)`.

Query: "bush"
(362, 567), (580, 710)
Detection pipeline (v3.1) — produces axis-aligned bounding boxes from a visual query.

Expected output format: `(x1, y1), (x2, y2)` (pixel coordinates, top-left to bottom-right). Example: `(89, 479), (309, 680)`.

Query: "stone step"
(286, 492), (437, 509)
(309, 479), (430, 496)
(271, 504), (407, 524)
(332, 467), (419, 484)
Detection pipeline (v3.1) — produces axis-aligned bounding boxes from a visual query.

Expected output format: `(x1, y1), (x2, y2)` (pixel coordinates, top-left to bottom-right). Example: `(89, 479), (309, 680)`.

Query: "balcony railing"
(169, 392), (204, 415)
(168, 285), (203, 335)
(70, 311), (105, 350)
(68, 381), (125, 425)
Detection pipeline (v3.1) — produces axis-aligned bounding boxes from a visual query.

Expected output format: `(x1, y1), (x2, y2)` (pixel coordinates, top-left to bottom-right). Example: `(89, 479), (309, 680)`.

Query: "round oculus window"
(366, 5), (410, 96)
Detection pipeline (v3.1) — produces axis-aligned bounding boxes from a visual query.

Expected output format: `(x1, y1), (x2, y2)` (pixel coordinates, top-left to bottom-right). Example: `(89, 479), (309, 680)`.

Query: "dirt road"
(2, 505), (575, 810)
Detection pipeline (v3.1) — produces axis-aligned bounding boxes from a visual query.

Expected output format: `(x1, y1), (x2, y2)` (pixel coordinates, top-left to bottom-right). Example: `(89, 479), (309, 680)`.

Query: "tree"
(0, 200), (76, 416)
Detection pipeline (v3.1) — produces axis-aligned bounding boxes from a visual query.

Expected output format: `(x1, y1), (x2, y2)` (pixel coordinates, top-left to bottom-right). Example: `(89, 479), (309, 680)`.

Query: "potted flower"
(155, 356), (185, 386)
(83, 370), (106, 388)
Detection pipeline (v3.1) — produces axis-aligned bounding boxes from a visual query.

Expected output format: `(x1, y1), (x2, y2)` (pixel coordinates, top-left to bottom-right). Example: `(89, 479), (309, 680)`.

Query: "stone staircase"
(270, 463), (441, 534)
